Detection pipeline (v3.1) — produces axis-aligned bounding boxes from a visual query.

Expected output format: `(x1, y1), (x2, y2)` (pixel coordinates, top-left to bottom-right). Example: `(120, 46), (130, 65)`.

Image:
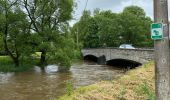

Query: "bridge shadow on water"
(84, 55), (142, 69)
(106, 59), (142, 69)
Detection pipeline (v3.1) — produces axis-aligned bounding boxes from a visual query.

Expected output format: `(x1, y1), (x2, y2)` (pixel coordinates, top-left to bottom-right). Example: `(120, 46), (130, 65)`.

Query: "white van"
(119, 44), (135, 49)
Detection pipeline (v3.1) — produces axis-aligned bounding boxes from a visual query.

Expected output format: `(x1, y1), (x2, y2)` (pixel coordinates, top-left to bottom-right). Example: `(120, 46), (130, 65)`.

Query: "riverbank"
(59, 62), (155, 100)
(0, 54), (80, 72)
(0, 56), (36, 72)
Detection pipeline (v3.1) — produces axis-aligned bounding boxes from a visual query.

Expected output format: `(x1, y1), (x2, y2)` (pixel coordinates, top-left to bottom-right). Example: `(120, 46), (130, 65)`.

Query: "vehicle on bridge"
(119, 44), (135, 49)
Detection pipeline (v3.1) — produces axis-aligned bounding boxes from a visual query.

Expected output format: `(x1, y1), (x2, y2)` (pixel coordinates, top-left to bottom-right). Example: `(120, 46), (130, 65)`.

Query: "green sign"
(151, 23), (163, 40)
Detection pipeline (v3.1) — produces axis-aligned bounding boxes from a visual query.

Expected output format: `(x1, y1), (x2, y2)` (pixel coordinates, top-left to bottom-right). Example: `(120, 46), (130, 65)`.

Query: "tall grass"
(0, 56), (36, 72)
(58, 62), (155, 100)
(66, 81), (74, 96)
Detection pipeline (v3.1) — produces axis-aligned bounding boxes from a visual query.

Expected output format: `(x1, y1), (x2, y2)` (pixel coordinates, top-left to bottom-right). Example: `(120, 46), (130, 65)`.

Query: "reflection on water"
(0, 61), (124, 100)
(34, 65), (58, 73)
(0, 72), (14, 84)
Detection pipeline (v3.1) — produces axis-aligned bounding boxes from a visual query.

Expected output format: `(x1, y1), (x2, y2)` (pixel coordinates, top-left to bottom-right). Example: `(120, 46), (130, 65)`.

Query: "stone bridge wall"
(81, 48), (154, 64)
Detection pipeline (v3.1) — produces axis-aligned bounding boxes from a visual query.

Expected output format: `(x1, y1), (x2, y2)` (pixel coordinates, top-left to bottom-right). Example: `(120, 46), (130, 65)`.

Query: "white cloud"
(113, 0), (153, 18)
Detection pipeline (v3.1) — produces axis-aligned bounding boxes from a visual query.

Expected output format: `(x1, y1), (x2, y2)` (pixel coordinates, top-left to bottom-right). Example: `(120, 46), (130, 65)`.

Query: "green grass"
(136, 82), (156, 100)
(66, 81), (74, 96)
(58, 62), (155, 100)
(0, 56), (37, 72)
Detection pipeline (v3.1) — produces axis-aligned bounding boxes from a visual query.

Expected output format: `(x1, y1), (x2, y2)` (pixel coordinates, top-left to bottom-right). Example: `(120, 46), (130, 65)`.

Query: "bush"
(0, 56), (35, 72)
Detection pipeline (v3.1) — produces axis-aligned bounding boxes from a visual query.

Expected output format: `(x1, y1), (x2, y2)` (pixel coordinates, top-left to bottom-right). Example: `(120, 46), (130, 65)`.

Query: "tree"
(22, 0), (74, 66)
(0, 0), (32, 67)
(71, 10), (91, 48)
(72, 6), (153, 49)
(72, 10), (120, 48)
(123, 6), (145, 18)
(94, 10), (120, 47)
(47, 23), (77, 71)
(83, 17), (99, 48)
(119, 6), (153, 47)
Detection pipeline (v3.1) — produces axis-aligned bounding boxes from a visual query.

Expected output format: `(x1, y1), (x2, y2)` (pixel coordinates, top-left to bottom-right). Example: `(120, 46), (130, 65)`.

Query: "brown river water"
(0, 61), (124, 100)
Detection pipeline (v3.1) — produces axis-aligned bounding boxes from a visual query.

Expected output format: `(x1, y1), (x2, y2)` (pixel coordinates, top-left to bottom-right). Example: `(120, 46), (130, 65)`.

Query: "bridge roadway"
(81, 48), (154, 65)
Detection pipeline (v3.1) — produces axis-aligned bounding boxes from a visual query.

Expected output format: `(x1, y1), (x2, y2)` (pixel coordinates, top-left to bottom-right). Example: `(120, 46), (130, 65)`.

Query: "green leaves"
(59, 0), (74, 21)
(73, 6), (153, 48)
(0, 0), (76, 69)
(120, 6), (153, 47)
(123, 6), (146, 18)
(22, 0), (75, 67)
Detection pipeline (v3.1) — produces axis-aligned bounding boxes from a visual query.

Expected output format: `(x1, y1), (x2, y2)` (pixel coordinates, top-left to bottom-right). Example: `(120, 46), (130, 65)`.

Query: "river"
(0, 61), (125, 100)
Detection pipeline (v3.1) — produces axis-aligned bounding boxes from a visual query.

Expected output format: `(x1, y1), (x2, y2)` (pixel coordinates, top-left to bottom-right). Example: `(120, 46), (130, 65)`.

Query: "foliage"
(94, 10), (120, 47)
(120, 6), (153, 47)
(0, 56), (35, 72)
(71, 11), (92, 48)
(72, 6), (153, 48)
(66, 81), (74, 96)
(47, 28), (78, 71)
(0, 0), (34, 66)
(0, 0), (76, 71)
(22, 0), (75, 67)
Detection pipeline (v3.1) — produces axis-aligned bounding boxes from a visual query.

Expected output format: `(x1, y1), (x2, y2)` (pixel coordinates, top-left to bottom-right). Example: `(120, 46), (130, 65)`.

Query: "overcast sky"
(70, 0), (170, 26)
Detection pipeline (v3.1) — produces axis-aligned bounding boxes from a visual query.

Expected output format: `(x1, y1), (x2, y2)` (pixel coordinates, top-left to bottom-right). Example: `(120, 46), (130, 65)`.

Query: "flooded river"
(0, 61), (124, 100)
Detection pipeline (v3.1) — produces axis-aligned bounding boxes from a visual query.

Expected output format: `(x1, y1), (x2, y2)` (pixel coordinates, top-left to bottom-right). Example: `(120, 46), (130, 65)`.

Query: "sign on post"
(151, 23), (163, 40)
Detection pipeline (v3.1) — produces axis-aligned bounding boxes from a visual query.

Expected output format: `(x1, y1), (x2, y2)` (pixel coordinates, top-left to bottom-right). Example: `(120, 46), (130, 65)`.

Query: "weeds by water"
(0, 56), (36, 72)
(66, 81), (74, 96)
(59, 62), (155, 100)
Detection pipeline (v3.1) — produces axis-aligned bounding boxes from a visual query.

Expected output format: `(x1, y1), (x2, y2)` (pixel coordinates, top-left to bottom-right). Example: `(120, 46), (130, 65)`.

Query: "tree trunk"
(3, 10), (20, 67)
(40, 50), (47, 66)
(13, 58), (19, 67)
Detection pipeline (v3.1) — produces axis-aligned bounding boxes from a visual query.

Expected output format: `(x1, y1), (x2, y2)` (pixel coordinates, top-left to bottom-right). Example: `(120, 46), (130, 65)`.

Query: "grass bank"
(59, 62), (155, 100)
(0, 56), (37, 72)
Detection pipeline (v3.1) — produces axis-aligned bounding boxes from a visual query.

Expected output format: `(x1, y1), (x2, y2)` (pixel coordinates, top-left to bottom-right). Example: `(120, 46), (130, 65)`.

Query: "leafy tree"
(22, 0), (74, 67)
(72, 10), (120, 48)
(123, 6), (146, 18)
(71, 10), (91, 48)
(48, 24), (77, 71)
(72, 6), (153, 48)
(94, 10), (120, 47)
(83, 17), (99, 48)
(0, 0), (33, 67)
(119, 6), (153, 47)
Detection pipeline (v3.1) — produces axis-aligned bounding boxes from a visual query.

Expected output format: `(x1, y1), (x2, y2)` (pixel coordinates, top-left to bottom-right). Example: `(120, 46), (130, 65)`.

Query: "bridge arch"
(84, 55), (98, 62)
(106, 59), (142, 68)
(84, 55), (106, 64)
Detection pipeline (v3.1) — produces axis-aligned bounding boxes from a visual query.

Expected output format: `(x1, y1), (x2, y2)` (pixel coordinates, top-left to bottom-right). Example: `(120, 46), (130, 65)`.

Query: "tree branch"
(23, 0), (39, 33)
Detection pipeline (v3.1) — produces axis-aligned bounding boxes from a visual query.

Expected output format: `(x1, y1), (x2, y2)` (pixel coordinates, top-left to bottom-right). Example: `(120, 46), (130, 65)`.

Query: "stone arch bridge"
(81, 48), (154, 66)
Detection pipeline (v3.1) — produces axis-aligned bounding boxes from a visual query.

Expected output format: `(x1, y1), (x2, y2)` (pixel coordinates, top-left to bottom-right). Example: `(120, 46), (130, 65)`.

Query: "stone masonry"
(81, 48), (154, 64)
